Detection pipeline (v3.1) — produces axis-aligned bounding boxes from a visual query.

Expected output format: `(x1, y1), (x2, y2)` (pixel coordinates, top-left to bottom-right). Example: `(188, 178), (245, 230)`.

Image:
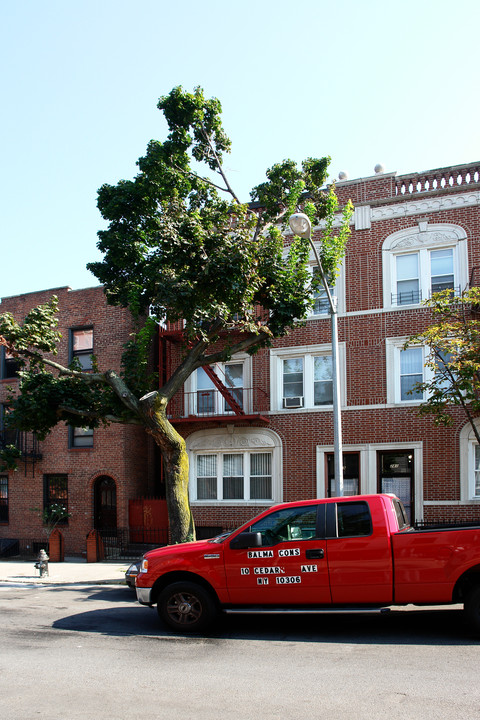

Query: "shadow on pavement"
(49, 587), (479, 645)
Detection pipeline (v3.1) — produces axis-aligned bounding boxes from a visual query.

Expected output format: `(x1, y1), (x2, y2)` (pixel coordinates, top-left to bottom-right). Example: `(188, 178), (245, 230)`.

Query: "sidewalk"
(0, 557), (131, 586)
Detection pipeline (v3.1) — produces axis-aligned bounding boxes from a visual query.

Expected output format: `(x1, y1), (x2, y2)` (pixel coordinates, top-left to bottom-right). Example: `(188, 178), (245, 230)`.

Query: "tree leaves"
(405, 288), (480, 443)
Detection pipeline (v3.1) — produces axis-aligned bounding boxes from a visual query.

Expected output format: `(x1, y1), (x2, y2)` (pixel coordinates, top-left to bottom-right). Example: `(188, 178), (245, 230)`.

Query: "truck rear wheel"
(464, 585), (480, 633)
(157, 581), (217, 632)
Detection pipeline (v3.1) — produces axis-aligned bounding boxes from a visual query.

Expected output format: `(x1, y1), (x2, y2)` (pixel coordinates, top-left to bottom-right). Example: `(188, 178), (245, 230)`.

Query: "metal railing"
(0, 537), (49, 558)
(414, 519), (480, 530)
(167, 387), (269, 420)
(391, 285), (461, 307)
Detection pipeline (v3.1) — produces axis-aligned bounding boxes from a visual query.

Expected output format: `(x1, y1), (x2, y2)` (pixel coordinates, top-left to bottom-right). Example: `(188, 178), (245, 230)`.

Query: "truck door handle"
(306, 548), (324, 560)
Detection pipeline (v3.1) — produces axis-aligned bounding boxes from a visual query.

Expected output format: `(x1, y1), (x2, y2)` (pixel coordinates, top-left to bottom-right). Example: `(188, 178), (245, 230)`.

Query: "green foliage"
(31, 503), (71, 536)
(88, 86), (351, 350)
(0, 86), (354, 543)
(0, 297), (61, 368)
(121, 317), (159, 396)
(405, 288), (480, 441)
(0, 444), (21, 472)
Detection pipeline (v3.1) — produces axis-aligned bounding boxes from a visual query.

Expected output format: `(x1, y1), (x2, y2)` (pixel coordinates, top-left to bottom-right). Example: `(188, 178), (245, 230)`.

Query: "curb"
(0, 578), (129, 586)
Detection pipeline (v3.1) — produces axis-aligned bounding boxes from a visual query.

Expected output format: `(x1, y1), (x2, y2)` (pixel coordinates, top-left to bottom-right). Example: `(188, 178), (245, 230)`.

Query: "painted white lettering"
(254, 566), (284, 575)
(278, 548), (300, 557)
(276, 576), (301, 584)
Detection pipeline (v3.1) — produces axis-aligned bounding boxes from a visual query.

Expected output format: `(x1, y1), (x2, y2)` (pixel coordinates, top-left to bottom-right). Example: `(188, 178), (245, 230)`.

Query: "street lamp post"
(289, 212), (344, 497)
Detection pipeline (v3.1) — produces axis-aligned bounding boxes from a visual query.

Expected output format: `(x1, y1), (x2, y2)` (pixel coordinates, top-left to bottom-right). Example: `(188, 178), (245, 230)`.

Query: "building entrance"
(94, 476), (117, 531)
(378, 451), (414, 523)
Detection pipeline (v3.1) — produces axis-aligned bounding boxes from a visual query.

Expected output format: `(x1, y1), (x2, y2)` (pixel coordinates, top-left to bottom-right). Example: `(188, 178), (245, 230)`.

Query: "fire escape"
(0, 428), (42, 475)
(158, 327), (269, 426)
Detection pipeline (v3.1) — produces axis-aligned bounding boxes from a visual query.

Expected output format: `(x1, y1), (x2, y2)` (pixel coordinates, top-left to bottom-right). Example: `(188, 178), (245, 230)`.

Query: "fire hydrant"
(34, 549), (49, 577)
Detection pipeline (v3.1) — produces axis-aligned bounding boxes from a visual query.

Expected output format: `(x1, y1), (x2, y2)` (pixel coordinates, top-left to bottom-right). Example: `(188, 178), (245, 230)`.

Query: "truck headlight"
(140, 558), (149, 573)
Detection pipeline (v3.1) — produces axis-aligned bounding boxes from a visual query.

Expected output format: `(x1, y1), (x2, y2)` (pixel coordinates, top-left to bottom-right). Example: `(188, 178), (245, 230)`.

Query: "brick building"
(0, 285), (155, 555)
(2, 161), (480, 555)
(165, 161), (480, 532)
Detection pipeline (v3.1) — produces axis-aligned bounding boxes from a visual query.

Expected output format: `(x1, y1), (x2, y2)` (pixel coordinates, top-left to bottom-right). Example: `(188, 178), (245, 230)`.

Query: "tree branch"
(199, 124), (241, 205)
(57, 405), (139, 425)
(196, 331), (270, 368)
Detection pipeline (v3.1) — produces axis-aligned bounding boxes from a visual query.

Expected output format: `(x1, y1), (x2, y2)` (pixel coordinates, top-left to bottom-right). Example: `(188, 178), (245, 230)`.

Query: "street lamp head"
(289, 212), (311, 239)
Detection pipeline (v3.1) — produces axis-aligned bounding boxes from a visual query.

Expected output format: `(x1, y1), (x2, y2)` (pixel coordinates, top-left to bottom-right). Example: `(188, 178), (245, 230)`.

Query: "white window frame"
(193, 450), (273, 502)
(187, 427), (283, 505)
(316, 441), (424, 521)
(459, 421), (480, 502)
(306, 262), (345, 317)
(382, 223), (468, 309)
(185, 355), (251, 416)
(386, 338), (429, 405)
(270, 343), (346, 412)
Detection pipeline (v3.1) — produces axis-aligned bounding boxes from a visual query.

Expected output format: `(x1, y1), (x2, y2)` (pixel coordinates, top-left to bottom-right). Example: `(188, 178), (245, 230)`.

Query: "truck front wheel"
(464, 585), (480, 633)
(157, 581), (218, 632)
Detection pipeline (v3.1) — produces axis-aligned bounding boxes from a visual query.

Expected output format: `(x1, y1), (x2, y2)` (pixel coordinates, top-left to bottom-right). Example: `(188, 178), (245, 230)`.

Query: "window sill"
(191, 500), (276, 506)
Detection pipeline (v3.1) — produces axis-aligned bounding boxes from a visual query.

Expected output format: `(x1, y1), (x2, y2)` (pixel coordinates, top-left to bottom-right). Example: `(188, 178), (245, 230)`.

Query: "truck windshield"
(209, 531), (233, 544)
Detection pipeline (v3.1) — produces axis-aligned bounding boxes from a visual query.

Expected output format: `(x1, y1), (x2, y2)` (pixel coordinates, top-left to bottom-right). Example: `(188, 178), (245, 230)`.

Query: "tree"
(405, 287), (480, 443)
(0, 86), (352, 543)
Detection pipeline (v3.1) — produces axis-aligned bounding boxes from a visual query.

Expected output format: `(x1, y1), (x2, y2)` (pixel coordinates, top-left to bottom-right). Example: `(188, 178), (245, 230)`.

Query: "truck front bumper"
(136, 586), (153, 605)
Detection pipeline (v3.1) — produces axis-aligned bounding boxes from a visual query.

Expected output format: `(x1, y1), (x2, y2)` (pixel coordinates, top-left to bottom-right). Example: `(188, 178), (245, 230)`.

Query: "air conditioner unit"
(283, 396), (304, 409)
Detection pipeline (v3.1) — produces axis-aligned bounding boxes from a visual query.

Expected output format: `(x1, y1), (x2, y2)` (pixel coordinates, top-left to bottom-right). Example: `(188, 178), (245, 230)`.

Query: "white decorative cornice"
(189, 429), (276, 451)
(371, 191), (480, 223)
(382, 223), (467, 251)
(313, 189), (480, 230)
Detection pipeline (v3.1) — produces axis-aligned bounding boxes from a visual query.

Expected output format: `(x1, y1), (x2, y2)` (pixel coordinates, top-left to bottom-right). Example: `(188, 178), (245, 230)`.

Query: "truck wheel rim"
(167, 592), (202, 624)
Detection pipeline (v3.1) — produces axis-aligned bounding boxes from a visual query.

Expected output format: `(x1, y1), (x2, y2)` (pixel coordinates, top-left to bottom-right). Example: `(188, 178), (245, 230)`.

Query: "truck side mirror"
(229, 532), (263, 550)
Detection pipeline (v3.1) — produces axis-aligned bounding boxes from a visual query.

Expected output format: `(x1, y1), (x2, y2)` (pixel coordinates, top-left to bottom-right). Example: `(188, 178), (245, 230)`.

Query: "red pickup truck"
(135, 494), (480, 633)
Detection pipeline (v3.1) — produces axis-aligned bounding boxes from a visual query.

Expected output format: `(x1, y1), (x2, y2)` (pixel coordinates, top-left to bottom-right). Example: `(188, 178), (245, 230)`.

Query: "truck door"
(325, 500), (394, 604)
(223, 504), (331, 605)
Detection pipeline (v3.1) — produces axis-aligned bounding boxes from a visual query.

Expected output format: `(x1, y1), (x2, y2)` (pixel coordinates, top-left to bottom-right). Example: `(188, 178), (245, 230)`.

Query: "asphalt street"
(0, 581), (479, 720)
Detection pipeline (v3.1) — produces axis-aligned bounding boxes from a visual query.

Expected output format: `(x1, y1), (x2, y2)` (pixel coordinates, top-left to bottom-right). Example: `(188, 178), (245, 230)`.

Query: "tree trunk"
(140, 391), (195, 544)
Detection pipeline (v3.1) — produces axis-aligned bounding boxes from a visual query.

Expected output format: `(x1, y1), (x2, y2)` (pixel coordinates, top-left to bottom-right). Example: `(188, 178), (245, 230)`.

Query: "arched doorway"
(93, 476), (117, 531)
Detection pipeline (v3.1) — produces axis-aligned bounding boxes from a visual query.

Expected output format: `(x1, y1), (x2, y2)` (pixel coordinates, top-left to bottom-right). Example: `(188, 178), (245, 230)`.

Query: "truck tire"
(157, 581), (218, 632)
(464, 585), (480, 633)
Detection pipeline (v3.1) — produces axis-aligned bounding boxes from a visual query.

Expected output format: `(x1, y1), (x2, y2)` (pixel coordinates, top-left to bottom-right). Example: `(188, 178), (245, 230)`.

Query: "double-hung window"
(383, 224), (468, 309)
(394, 248), (456, 306)
(307, 264), (345, 316)
(194, 451), (272, 502)
(69, 426), (94, 448)
(387, 340), (426, 404)
(310, 267), (334, 316)
(399, 347), (424, 401)
(274, 346), (338, 411)
(0, 347), (20, 380)
(190, 360), (246, 416)
(474, 445), (480, 499)
(70, 328), (93, 371)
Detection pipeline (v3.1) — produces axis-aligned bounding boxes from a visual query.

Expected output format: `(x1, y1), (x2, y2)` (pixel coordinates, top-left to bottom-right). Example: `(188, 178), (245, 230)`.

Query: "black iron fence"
(100, 525), (235, 560)
(0, 538), (49, 558)
(414, 519), (480, 530)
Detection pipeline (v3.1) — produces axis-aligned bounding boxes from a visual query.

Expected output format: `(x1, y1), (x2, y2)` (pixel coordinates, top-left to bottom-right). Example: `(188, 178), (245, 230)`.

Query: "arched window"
(382, 223), (468, 308)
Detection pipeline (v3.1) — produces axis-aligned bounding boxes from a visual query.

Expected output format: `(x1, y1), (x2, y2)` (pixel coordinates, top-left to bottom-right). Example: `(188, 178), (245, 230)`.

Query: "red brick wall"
(0, 286), (152, 555)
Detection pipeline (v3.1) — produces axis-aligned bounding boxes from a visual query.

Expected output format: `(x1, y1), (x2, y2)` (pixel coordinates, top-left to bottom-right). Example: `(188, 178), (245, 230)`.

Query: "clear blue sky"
(1, 0), (479, 300)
